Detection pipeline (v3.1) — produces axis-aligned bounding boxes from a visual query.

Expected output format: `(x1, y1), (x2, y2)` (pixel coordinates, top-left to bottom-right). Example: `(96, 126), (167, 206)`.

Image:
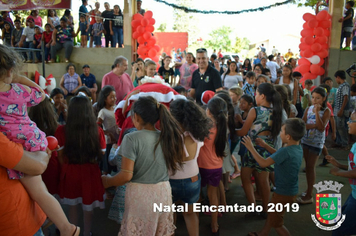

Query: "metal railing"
(9, 41), (46, 77)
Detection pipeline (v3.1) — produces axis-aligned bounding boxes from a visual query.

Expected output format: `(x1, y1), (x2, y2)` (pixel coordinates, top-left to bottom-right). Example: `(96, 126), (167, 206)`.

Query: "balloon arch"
(131, 11), (161, 62)
(296, 10), (331, 85)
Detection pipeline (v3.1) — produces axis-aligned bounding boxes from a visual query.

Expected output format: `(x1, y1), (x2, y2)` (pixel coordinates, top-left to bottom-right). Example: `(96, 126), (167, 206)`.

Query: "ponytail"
(207, 96), (228, 158)
(257, 83), (282, 140)
(275, 85), (291, 117)
(132, 96), (184, 174)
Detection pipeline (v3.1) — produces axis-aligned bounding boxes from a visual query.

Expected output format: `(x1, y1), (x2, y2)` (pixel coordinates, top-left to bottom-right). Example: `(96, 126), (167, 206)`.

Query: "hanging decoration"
(132, 11), (161, 61)
(152, 0), (294, 15)
(295, 10), (331, 84)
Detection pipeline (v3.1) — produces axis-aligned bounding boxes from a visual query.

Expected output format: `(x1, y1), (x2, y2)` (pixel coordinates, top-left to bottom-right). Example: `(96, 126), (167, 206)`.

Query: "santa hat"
(201, 90), (215, 105)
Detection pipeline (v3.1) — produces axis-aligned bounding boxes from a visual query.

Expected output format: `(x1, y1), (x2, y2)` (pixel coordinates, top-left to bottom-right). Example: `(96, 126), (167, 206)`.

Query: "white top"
(221, 74), (243, 89)
(279, 76), (295, 100)
(169, 132), (204, 180)
(266, 61), (280, 83)
(98, 108), (118, 144)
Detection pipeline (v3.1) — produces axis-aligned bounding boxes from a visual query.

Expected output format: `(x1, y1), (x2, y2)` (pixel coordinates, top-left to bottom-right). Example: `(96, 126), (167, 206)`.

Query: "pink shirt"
(26, 15), (43, 27)
(102, 72), (134, 103)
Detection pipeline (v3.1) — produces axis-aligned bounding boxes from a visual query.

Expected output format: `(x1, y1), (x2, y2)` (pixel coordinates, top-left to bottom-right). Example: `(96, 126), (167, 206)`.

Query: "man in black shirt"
(190, 48), (223, 105)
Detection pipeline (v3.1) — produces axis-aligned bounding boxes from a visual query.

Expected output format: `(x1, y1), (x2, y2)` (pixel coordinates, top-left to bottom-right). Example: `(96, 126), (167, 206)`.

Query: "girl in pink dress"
(0, 45), (79, 236)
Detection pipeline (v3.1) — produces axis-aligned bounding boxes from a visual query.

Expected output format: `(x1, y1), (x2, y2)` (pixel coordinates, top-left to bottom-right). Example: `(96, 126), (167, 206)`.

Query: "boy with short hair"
(92, 16), (103, 48)
(33, 25), (42, 62)
(11, 19), (23, 48)
(302, 79), (313, 109)
(339, 1), (355, 50)
(326, 110), (356, 236)
(243, 71), (256, 96)
(334, 70), (350, 148)
(242, 118), (306, 236)
(323, 77), (337, 107)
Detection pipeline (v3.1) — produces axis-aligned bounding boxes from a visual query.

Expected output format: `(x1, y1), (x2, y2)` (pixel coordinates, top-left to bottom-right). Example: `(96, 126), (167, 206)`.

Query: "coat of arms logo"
(311, 181), (346, 230)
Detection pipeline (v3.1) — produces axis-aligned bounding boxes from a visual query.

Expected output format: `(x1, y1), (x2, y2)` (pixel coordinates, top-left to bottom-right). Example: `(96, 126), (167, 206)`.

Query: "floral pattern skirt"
(118, 181), (175, 236)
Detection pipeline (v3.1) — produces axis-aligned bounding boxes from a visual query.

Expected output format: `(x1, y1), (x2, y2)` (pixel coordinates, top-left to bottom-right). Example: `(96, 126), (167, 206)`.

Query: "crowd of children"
(1, 42), (356, 236)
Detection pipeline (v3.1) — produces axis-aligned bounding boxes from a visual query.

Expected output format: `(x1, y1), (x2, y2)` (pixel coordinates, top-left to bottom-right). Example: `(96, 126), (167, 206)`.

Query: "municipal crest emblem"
(204, 76), (210, 83)
(311, 181), (346, 230)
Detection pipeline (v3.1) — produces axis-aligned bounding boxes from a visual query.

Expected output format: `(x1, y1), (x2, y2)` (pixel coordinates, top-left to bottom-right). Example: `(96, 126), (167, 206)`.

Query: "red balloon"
(148, 48), (157, 58)
(310, 64), (321, 74)
(144, 10), (153, 19)
(317, 58), (325, 66)
(147, 36), (156, 46)
(299, 43), (311, 51)
(132, 31), (139, 39)
(298, 58), (311, 65)
(301, 29), (314, 37)
(304, 49), (313, 58)
(318, 67), (325, 76)
(137, 36), (145, 44)
(314, 27), (324, 36)
(299, 64), (310, 74)
(316, 10), (329, 21)
(303, 13), (316, 21)
(315, 36), (328, 44)
(141, 18), (149, 27)
(305, 36), (314, 45)
(308, 19), (318, 28)
(321, 43), (329, 50)
(300, 51), (305, 57)
(303, 72), (313, 80)
(300, 38), (305, 43)
(153, 45), (161, 52)
(317, 49), (328, 59)
(146, 25), (155, 33)
(324, 29), (330, 37)
(311, 43), (322, 52)
(143, 31), (152, 40)
(319, 20), (331, 28)
(152, 56), (159, 62)
(149, 18), (156, 25)
(303, 22), (310, 29)
(131, 19), (141, 28)
(136, 25), (146, 35)
(46, 136), (58, 151)
(133, 13), (143, 21)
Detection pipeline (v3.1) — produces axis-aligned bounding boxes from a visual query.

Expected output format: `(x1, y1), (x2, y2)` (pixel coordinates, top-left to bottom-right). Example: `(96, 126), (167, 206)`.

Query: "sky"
(72, 0), (316, 51)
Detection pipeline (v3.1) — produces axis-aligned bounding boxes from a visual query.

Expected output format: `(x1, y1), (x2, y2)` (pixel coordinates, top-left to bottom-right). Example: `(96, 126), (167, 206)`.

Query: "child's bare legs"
(207, 184), (219, 233)
(20, 175), (77, 236)
(222, 172), (229, 190)
(69, 205), (93, 236)
(182, 204), (199, 236)
(301, 148), (319, 201)
(346, 36), (352, 48)
(218, 180), (226, 206)
(256, 171), (270, 213)
(241, 167), (256, 205)
(232, 155), (241, 175)
(269, 172), (275, 187)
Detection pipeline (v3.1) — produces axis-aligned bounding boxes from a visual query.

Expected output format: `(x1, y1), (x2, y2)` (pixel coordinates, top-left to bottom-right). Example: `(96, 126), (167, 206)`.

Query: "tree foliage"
(233, 37), (250, 53)
(292, 0), (322, 8)
(204, 26), (233, 52)
(157, 23), (167, 32)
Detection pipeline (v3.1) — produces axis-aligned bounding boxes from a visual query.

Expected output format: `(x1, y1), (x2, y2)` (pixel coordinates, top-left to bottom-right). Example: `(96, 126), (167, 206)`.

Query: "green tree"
(172, 0), (199, 47)
(204, 26), (233, 52)
(157, 23), (167, 32)
(292, 0), (321, 8)
(232, 37), (250, 53)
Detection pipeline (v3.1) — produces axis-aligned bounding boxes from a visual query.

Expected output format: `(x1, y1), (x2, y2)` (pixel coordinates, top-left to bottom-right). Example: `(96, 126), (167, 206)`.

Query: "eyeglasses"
(196, 48), (207, 53)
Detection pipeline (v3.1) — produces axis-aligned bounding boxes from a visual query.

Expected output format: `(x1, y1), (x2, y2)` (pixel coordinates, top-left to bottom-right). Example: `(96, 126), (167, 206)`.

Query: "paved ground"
(50, 142), (352, 236)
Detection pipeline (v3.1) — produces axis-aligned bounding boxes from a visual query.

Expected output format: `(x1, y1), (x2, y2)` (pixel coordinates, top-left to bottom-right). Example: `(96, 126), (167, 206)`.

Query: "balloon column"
(131, 11), (161, 62)
(296, 10), (331, 84)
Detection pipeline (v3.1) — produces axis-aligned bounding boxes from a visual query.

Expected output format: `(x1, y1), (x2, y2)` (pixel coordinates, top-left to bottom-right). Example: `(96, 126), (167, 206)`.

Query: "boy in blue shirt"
(326, 110), (356, 236)
(243, 71), (256, 97)
(80, 64), (98, 102)
(242, 118), (306, 236)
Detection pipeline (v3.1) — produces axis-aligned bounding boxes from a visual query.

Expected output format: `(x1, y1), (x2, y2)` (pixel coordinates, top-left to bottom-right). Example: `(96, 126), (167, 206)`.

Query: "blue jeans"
(112, 27), (123, 48)
(169, 174), (201, 204)
(332, 194), (356, 236)
(22, 41), (35, 60)
(335, 115), (348, 147)
(33, 228), (44, 236)
(44, 45), (51, 61)
(93, 36), (101, 46)
(34, 42), (42, 61)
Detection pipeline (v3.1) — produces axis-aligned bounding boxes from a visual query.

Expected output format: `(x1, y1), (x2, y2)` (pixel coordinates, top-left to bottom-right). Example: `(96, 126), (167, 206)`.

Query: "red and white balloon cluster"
(131, 11), (161, 61)
(296, 10), (331, 83)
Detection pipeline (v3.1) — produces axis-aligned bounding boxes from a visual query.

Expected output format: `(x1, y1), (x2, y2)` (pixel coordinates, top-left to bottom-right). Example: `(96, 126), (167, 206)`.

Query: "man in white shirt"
(266, 55), (280, 83)
(18, 18), (43, 63)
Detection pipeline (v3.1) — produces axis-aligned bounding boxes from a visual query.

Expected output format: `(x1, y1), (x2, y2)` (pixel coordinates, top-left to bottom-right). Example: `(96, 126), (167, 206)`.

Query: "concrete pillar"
(123, 0), (133, 47)
(329, 0), (344, 49)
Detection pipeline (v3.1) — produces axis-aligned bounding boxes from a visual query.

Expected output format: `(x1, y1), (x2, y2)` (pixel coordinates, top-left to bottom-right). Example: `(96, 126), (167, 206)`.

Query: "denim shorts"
(33, 228), (44, 236)
(302, 143), (322, 156)
(169, 174), (201, 204)
(94, 36), (101, 46)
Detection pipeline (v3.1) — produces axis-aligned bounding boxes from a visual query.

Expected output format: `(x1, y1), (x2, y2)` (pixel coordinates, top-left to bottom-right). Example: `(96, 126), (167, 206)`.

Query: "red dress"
(55, 125), (106, 211)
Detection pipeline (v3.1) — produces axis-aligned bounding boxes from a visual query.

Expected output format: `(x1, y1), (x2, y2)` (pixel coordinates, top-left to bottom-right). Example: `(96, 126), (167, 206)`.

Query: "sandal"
(72, 226), (80, 236)
(296, 196), (313, 204)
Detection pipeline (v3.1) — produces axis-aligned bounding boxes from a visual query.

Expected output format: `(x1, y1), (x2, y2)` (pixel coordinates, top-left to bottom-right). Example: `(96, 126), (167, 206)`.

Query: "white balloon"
(306, 55), (321, 64)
